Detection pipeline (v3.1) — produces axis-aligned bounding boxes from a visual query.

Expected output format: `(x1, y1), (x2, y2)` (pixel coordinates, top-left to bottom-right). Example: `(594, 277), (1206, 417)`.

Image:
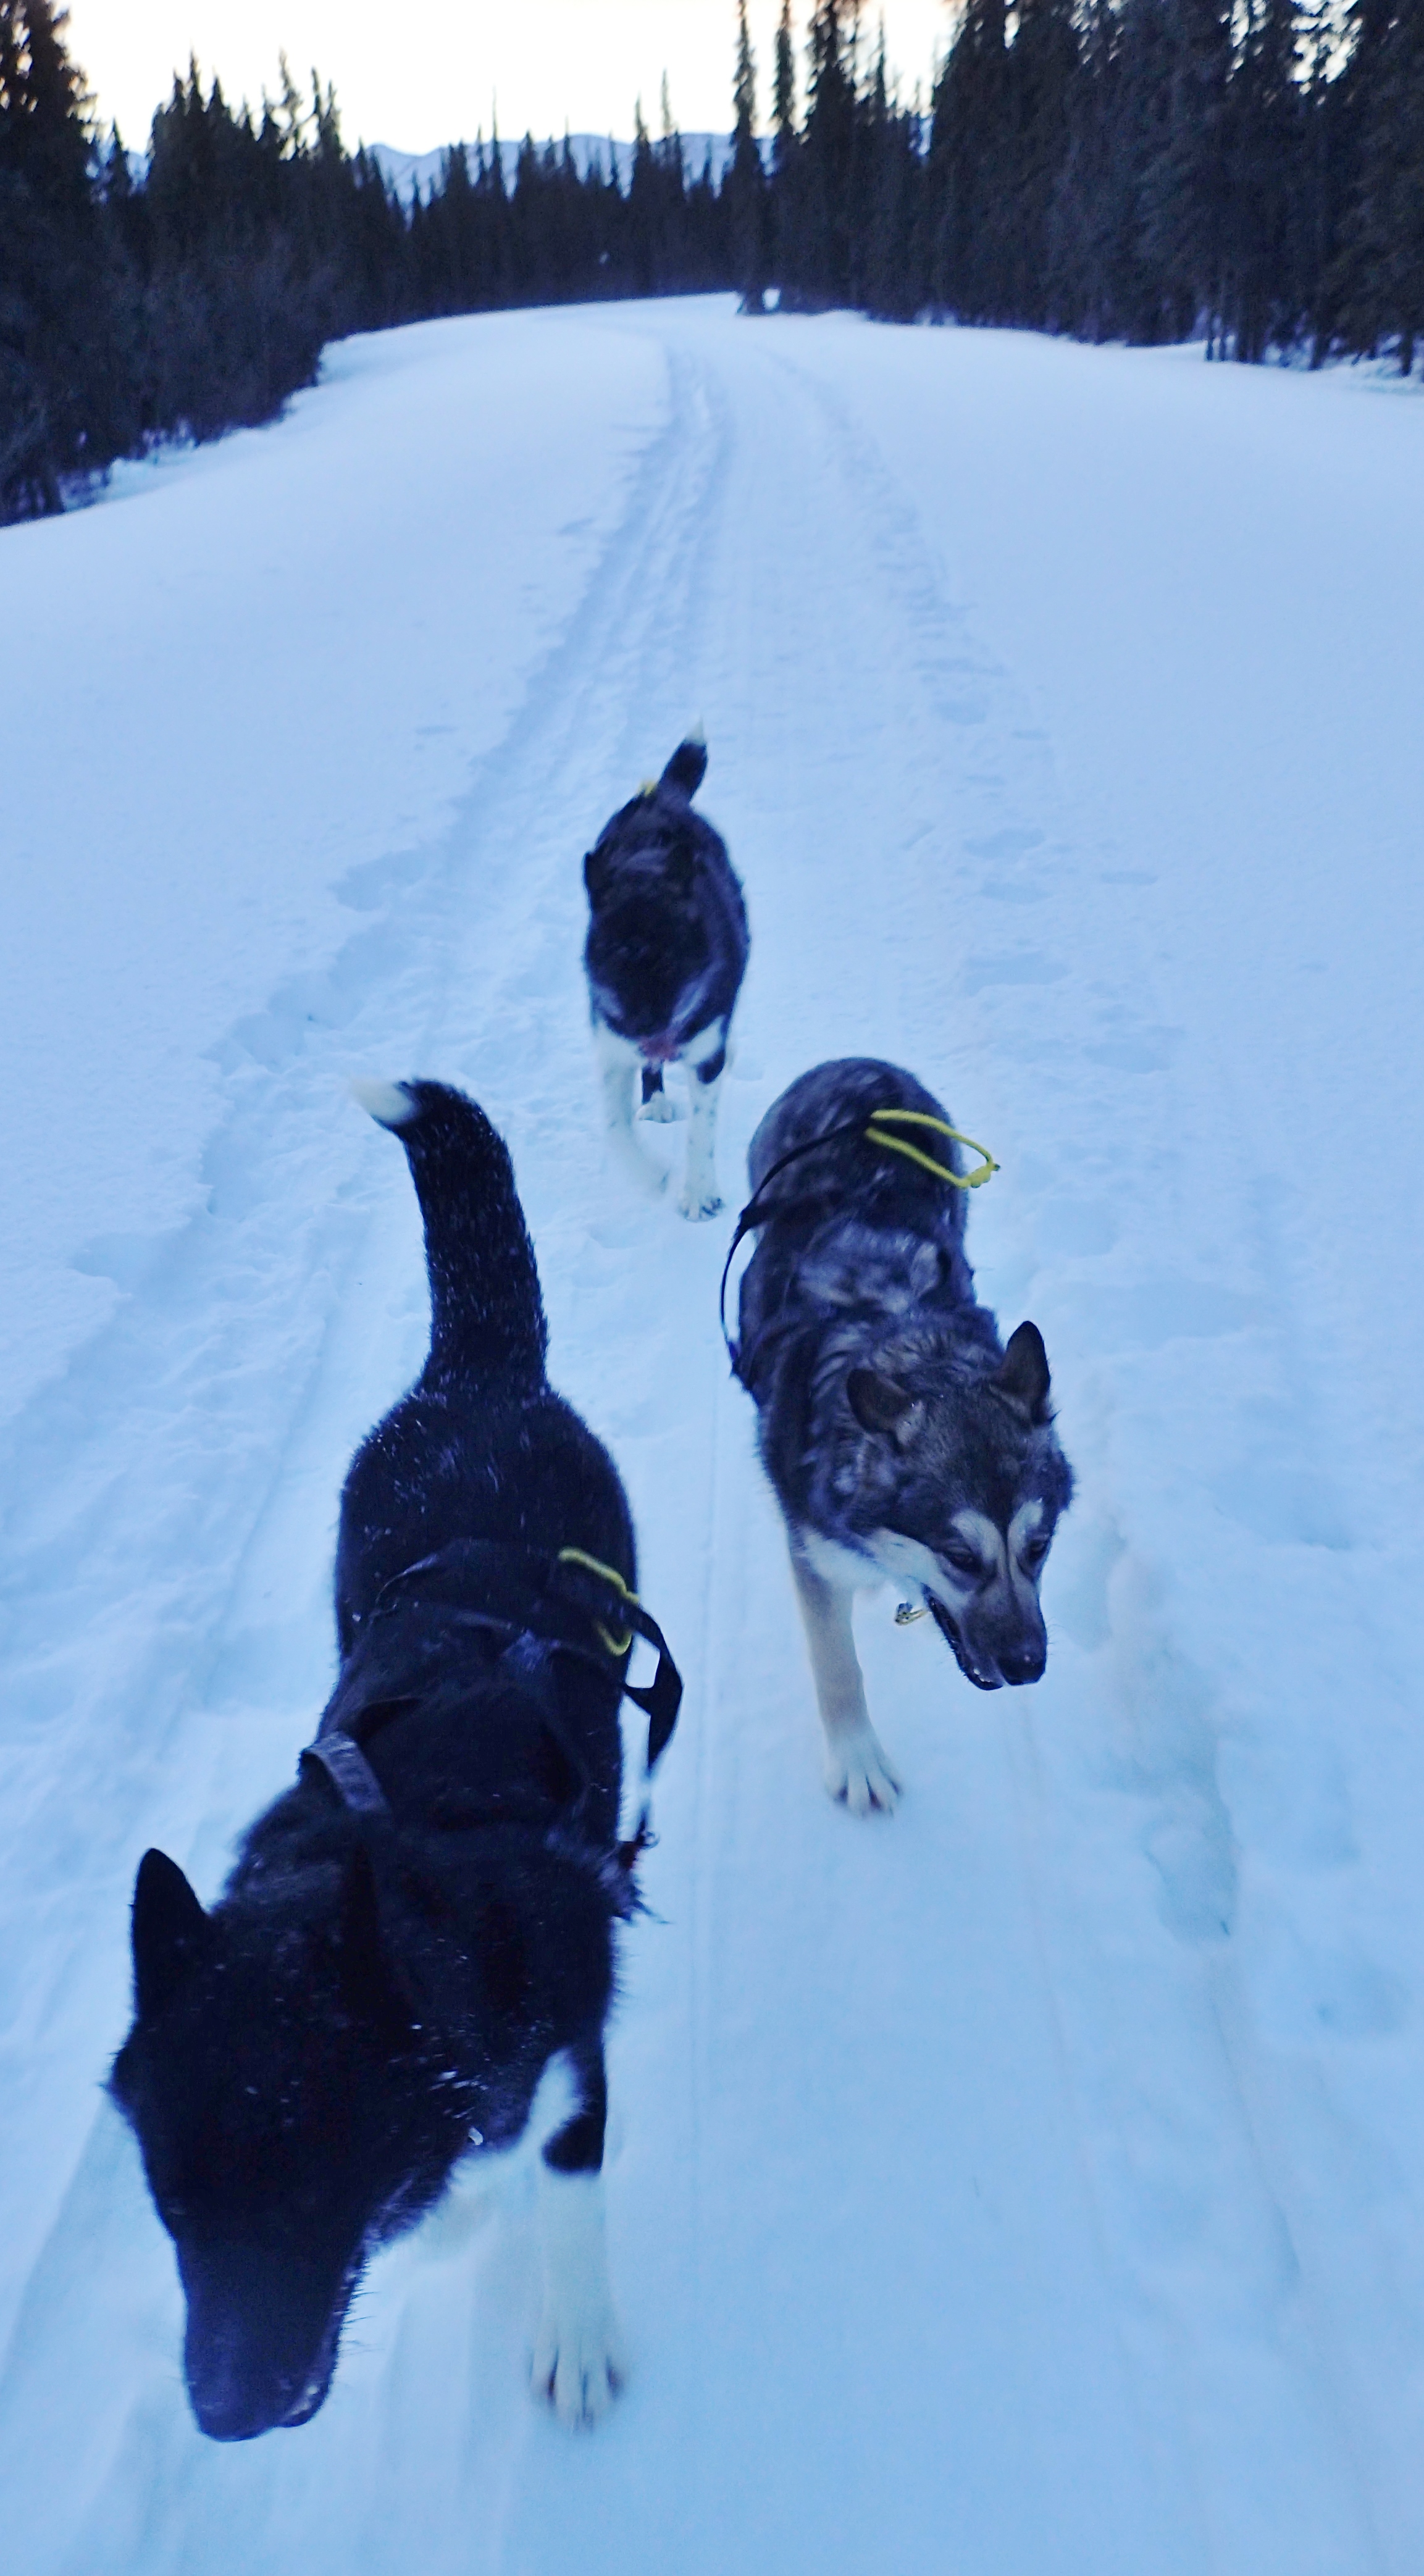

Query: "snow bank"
(0, 311), (667, 1424)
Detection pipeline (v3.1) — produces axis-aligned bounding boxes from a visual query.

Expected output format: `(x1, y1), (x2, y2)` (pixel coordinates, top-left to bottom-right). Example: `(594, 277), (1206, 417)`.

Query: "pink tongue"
(640, 1036), (677, 1063)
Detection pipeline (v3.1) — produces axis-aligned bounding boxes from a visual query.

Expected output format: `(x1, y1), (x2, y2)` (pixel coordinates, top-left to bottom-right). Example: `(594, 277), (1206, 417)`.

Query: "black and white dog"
(111, 1081), (677, 2437)
(583, 732), (749, 1219)
(734, 1058), (1073, 1815)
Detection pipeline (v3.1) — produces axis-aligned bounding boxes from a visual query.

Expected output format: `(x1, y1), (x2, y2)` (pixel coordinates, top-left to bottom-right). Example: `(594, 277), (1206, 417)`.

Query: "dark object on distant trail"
(584, 730), (749, 1221)
(111, 1079), (681, 2440)
(731, 1056), (1073, 1815)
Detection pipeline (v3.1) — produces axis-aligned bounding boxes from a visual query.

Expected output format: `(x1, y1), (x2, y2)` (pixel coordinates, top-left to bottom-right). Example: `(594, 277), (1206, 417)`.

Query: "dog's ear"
(993, 1322), (1052, 1423)
(847, 1367), (924, 1446)
(338, 1844), (409, 2038)
(132, 1850), (214, 2022)
(584, 844), (616, 908)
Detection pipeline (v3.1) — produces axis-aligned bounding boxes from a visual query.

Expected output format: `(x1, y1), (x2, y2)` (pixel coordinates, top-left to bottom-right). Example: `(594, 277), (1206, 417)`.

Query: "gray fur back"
(748, 1056), (969, 1236)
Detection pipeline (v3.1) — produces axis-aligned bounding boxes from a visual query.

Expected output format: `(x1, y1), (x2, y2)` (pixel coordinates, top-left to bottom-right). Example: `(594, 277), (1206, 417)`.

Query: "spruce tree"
(1045, 0), (1125, 337)
(1331, 0), (1424, 366)
(773, 0), (797, 167)
(1105, 0), (1184, 340)
(729, 0), (768, 308)
(1007, 0), (1081, 327)
(0, 0), (130, 514)
(770, 0), (802, 293)
(1229, 0), (1309, 361)
(799, 0), (857, 306)
(929, 0), (1015, 318)
(627, 96), (658, 292)
(1140, 0), (1235, 350)
(856, 25), (924, 320)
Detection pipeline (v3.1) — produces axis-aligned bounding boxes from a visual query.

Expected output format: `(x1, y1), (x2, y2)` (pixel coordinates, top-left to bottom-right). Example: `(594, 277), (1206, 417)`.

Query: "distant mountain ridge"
(369, 135), (739, 203)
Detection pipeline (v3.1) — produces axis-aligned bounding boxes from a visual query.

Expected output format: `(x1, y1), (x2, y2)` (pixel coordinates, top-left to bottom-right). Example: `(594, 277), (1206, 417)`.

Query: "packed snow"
(1, 296), (1422, 2575)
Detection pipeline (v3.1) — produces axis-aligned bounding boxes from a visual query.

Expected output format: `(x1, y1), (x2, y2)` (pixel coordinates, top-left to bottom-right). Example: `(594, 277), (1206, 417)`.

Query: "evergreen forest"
(2, 0), (1422, 525)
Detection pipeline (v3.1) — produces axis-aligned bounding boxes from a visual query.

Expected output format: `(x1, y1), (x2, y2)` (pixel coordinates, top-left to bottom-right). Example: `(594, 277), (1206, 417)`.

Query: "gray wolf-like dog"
(111, 1081), (676, 2438)
(735, 1057), (1073, 1814)
(583, 731), (749, 1219)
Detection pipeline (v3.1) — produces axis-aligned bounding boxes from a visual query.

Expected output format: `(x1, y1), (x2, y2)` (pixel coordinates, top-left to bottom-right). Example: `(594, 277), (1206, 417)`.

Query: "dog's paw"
(824, 1723), (901, 1817)
(531, 2299), (626, 2430)
(639, 1091), (685, 1124)
(678, 1185), (723, 1222)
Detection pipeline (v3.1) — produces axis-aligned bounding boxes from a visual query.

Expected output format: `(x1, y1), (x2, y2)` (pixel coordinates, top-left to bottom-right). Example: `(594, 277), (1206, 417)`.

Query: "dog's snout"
(180, 2238), (345, 2443)
(999, 1639), (1046, 1686)
(187, 2355), (292, 2443)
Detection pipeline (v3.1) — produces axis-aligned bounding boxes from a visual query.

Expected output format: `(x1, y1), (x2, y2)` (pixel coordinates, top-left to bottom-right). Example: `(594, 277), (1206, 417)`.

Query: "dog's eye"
(1021, 1536), (1052, 1571)
(942, 1543), (983, 1581)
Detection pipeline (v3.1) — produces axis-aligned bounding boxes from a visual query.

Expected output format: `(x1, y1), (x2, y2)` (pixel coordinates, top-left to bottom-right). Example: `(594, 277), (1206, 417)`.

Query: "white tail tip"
(688, 717), (706, 746)
(350, 1077), (417, 1129)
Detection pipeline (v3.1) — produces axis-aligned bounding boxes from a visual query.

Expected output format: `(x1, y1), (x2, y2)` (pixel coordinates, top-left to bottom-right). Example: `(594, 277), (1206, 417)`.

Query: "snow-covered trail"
(2, 301), (1422, 2576)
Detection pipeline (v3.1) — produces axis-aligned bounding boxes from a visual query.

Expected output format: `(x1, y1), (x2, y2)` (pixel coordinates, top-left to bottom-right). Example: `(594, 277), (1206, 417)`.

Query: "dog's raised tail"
(661, 730), (707, 800)
(350, 1077), (418, 1129)
(353, 1078), (548, 1392)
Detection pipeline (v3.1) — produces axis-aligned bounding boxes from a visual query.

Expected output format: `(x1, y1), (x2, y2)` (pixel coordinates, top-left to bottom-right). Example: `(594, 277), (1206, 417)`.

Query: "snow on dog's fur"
(735, 1058), (1073, 1814)
(111, 1082), (643, 2438)
(583, 732), (749, 1219)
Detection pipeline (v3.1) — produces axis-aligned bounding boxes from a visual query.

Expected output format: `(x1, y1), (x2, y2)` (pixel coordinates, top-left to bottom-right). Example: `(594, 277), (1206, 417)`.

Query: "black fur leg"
(695, 1047), (726, 1087)
(543, 2035), (608, 2175)
(640, 1065), (664, 1108)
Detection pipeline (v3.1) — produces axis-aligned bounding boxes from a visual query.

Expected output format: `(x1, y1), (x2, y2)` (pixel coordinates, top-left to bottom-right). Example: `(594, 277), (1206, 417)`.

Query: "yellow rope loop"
(894, 1599), (931, 1626)
(638, 778), (660, 796)
(557, 1546), (637, 1660)
(865, 1106), (999, 1190)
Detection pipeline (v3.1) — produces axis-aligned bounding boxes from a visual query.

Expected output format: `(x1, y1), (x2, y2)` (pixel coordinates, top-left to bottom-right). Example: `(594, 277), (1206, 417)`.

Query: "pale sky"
(65, 2), (952, 156)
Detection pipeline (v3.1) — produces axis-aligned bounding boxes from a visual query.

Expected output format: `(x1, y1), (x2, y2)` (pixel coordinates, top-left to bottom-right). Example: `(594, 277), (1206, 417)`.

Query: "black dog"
(734, 1058), (1073, 1814)
(111, 1081), (679, 2438)
(584, 731), (749, 1219)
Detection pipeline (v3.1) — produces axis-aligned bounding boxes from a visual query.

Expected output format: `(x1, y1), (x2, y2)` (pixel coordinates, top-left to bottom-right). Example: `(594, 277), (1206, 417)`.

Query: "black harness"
(718, 1113), (882, 1390)
(718, 1103), (994, 1394)
(298, 1540), (682, 1881)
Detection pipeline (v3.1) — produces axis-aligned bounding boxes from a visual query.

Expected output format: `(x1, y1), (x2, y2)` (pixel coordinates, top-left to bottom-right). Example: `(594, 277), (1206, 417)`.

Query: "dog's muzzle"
(925, 1592), (1046, 1689)
(181, 2238), (364, 2441)
(926, 1594), (1003, 1690)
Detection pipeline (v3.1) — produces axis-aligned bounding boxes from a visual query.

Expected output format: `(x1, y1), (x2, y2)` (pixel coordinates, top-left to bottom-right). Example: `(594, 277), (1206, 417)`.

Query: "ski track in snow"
(1, 299), (1421, 2575)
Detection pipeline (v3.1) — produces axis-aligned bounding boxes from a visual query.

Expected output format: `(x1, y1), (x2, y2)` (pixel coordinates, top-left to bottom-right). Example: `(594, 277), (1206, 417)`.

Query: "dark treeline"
(1, 2), (731, 521)
(747, 0), (1424, 368)
(4, 0), (1422, 524)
